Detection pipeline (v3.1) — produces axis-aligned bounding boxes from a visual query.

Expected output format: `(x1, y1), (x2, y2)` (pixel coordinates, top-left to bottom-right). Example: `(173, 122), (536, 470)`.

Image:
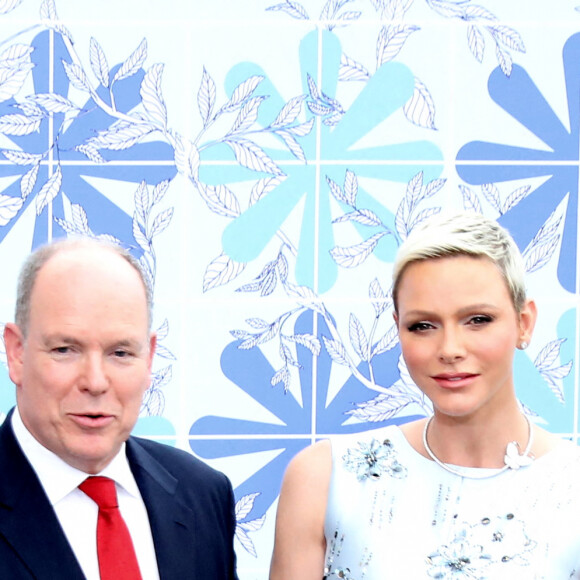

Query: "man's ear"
(147, 332), (157, 372)
(3, 323), (25, 387)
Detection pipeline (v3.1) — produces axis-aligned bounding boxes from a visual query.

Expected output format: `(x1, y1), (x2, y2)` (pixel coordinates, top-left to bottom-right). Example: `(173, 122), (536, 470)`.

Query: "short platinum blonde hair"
(392, 211), (527, 313)
(15, 237), (153, 336)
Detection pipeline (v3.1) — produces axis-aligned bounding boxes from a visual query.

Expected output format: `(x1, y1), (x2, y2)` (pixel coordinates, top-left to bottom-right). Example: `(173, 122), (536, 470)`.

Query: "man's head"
(14, 238), (154, 336)
(3, 238), (156, 474)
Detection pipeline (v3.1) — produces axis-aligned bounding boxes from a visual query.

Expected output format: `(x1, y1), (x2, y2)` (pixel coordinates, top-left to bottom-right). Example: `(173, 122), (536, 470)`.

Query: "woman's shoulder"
(532, 426), (580, 467)
(279, 439), (333, 502)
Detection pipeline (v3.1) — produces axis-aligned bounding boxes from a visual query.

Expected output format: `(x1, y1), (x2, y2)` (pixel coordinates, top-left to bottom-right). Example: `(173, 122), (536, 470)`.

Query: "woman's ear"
(518, 299), (537, 349)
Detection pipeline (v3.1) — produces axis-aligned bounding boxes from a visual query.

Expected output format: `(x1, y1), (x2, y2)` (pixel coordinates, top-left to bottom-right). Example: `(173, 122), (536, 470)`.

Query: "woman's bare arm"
(269, 439), (332, 580)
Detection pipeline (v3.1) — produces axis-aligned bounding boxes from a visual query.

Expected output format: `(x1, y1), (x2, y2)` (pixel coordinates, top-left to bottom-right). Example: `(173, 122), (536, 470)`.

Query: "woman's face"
(394, 255), (536, 420)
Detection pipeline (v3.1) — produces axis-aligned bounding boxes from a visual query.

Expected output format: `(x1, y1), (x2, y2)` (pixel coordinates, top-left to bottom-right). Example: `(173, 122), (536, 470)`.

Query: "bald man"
(0, 239), (238, 579)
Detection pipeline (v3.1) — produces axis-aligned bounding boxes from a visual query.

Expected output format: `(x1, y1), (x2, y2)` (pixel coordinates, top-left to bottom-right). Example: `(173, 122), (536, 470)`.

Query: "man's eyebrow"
(111, 339), (143, 349)
(41, 336), (144, 349)
(41, 334), (82, 346)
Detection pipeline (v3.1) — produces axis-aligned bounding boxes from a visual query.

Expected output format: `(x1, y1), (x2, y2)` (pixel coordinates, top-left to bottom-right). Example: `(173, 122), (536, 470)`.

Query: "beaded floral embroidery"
(343, 438), (407, 481)
(325, 565), (354, 579)
(324, 530), (354, 579)
(426, 534), (490, 578)
(426, 513), (536, 578)
(324, 530), (372, 579)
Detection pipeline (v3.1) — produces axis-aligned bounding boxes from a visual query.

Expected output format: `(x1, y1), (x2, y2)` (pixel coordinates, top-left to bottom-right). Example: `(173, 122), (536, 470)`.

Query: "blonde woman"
(270, 212), (580, 579)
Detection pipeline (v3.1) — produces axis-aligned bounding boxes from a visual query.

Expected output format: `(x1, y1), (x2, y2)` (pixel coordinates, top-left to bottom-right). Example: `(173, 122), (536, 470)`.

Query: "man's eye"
(114, 350), (134, 358)
(53, 346), (70, 354)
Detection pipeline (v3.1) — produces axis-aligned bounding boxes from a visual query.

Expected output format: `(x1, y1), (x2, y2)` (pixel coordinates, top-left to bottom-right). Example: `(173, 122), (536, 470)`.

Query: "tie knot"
(79, 476), (118, 509)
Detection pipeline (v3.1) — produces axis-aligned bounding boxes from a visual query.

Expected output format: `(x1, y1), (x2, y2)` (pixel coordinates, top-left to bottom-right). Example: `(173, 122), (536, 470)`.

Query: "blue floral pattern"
(456, 33), (580, 293)
(0, 2), (576, 574)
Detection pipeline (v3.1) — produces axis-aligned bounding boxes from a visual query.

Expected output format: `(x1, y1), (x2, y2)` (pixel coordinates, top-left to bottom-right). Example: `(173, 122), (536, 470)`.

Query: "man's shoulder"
(126, 435), (230, 487)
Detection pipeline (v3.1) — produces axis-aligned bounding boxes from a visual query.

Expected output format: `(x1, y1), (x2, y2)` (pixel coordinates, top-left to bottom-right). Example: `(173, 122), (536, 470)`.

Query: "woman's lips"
(432, 373), (478, 389)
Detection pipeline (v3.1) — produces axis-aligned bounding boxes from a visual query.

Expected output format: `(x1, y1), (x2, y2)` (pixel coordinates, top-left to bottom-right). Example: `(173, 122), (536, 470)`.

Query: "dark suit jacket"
(0, 409), (238, 579)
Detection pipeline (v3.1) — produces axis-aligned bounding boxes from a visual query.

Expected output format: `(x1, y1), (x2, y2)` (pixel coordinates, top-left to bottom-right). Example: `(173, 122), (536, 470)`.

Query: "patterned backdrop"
(0, 1), (578, 577)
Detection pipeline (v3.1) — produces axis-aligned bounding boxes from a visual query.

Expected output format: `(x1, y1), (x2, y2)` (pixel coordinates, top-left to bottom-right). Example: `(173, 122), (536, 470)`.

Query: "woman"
(269, 212), (580, 579)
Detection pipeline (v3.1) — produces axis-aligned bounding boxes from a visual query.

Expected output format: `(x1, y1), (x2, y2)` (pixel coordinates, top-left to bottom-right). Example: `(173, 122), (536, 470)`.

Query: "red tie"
(79, 476), (142, 580)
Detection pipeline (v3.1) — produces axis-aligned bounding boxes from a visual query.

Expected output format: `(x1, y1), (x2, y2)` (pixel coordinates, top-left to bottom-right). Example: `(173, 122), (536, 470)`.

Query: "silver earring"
(519, 341), (529, 350)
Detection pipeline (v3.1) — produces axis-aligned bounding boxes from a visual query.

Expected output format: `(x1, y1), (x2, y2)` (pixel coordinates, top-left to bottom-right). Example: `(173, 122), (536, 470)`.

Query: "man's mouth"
(70, 413), (114, 427)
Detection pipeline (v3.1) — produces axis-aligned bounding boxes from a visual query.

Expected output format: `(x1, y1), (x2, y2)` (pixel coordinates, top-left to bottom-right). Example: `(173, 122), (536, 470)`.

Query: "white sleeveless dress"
(324, 425), (580, 579)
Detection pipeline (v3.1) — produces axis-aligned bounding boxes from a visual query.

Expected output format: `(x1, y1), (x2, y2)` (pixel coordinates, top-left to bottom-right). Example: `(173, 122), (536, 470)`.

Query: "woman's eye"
(468, 315), (493, 325)
(407, 321), (433, 332)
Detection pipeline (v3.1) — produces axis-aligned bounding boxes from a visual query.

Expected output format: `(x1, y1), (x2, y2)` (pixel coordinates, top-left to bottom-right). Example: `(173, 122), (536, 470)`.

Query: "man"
(0, 238), (238, 579)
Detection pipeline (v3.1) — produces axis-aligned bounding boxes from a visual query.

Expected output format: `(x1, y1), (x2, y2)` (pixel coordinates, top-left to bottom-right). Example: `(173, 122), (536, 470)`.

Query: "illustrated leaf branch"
(330, 170), (446, 271)
(235, 492), (266, 558)
(231, 252), (403, 395)
(175, 68), (314, 292)
(534, 338), (572, 405)
(460, 182), (532, 216)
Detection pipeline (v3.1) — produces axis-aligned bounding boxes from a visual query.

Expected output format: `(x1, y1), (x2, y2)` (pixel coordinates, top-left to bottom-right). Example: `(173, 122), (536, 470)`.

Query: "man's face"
(4, 246), (156, 474)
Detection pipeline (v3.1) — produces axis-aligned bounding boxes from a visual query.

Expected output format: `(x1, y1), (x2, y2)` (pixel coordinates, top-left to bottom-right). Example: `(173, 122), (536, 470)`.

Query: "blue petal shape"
(190, 311), (420, 521)
(457, 33), (580, 292)
(0, 30), (176, 252)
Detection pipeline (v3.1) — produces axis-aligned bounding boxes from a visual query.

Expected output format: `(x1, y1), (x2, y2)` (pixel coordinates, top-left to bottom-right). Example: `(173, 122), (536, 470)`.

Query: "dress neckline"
(388, 423), (569, 478)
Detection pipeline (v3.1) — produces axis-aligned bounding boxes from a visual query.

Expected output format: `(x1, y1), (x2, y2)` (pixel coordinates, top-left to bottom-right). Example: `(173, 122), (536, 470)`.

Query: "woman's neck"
(401, 401), (533, 469)
(424, 410), (531, 469)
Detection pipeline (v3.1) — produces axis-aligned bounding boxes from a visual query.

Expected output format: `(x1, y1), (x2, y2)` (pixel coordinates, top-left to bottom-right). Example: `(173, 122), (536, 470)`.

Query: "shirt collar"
(12, 406), (141, 505)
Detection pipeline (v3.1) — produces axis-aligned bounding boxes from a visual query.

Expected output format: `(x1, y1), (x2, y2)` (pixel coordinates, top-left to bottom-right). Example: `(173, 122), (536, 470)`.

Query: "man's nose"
(80, 354), (109, 393)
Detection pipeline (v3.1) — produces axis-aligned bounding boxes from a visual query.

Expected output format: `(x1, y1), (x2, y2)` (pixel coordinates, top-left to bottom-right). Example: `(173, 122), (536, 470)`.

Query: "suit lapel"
(0, 411), (85, 579)
(126, 438), (197, 579)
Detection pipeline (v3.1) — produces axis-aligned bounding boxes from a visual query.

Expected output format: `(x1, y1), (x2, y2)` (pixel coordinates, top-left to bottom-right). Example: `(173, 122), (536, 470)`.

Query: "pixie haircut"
(15, 237), (153, 336)
(392, 211), (527, 313)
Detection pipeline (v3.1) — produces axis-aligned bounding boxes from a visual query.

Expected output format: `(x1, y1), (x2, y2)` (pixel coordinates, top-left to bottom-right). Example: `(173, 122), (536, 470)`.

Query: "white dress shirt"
(12, 408), (160, 580)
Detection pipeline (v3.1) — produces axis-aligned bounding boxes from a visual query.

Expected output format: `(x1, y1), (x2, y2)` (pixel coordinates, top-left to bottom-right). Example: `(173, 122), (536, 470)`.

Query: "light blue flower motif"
(207, 29), (442, 293)
(456, 32), (580, 293)
(343, 437), (407, 481)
